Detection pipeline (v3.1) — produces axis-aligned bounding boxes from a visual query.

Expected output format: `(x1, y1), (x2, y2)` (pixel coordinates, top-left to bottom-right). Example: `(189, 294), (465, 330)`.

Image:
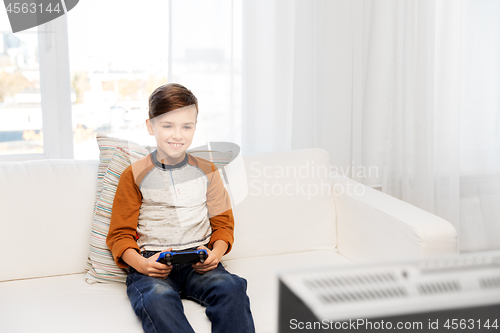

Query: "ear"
(146, 119), (155, 136)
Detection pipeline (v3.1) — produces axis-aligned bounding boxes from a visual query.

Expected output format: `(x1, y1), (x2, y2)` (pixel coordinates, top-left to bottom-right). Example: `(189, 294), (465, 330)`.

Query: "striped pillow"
(93, 133), (152, 202)
(85, 145), (149, 284)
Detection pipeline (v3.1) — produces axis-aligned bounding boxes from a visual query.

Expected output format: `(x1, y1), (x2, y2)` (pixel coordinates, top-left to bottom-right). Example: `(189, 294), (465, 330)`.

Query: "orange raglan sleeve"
(106, 165), (142, 269)
(206, 164), (235, 255)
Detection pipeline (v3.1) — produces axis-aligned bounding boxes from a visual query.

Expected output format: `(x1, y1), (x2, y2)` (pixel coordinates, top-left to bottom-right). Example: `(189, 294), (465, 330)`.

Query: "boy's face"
(146, 104), (197, 164)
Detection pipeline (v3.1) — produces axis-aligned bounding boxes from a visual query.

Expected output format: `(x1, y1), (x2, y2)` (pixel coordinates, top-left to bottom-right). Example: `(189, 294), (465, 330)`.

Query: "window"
(0, 16), (43, 156)
(1, 0), (242, 161)
(67, 0), (170, 160)
(0, 9), (73, 161)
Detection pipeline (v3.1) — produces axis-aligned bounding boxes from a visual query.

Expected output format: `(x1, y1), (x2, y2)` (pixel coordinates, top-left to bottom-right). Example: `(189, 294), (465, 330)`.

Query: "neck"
(155, 149), (186, 166)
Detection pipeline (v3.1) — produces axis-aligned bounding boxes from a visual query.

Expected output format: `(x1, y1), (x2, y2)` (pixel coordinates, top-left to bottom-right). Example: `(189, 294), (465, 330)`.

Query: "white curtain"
(241, 0), (500, 253)
(241, 0), (356, 171)
(360, 0), (500, 252)
(458, 0), (500, 252)
(359, 0), (462, 237)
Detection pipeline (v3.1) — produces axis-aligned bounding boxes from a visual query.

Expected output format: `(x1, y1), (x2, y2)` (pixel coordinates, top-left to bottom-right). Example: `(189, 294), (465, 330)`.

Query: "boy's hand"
(138, 247), (173, 279)
(192, 245), (223, 274)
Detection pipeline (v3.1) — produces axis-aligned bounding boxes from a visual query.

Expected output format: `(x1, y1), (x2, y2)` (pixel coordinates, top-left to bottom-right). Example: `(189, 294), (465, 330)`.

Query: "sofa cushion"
(0, 274), (143, 333)
(0, 159), (98, 282)
(84, 134), (152, 280)
(223, 250), (355, 333)
(223, 148), (338, 260)
(0, 250), (354, 333)
(93, 133), (152, 202)
(86, 147), (147, 284)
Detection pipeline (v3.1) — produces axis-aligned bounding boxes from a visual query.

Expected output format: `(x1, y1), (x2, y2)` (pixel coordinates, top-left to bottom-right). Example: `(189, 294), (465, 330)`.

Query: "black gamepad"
(156, 249), (208, 266)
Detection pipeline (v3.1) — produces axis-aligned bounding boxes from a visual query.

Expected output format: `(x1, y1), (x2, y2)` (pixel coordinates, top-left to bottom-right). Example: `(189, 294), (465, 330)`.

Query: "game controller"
(157, 249), (208, 265)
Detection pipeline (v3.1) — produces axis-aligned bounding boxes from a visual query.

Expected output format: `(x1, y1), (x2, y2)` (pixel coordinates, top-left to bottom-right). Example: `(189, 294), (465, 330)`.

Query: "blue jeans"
(126, 249), (255, 333)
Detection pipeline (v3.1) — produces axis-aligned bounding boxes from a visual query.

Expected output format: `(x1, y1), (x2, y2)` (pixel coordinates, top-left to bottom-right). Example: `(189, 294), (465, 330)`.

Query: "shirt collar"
(151, 149), (189, 169)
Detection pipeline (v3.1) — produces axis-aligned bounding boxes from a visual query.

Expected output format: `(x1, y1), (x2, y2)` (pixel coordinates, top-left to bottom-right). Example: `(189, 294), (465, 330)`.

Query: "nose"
(172, 127), (183, 140)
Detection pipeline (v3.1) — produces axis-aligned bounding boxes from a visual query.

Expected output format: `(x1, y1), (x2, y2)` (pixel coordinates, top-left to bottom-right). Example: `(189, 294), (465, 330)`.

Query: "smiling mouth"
(168, 142), (184, 148)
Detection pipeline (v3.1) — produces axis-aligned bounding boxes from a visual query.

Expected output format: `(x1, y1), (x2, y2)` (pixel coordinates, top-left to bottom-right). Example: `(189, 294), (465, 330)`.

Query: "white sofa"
(0, 148), (457, 333)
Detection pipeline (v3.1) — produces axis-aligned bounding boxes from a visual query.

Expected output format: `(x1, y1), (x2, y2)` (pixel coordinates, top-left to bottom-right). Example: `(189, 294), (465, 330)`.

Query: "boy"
(106, 83), (255, 333)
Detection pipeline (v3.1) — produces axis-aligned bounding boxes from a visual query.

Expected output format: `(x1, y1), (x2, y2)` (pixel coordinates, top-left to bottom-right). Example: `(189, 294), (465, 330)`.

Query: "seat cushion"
(0, 251), (354, 333)
(223, 250), (355, 333)
(0, 274), (143, 333)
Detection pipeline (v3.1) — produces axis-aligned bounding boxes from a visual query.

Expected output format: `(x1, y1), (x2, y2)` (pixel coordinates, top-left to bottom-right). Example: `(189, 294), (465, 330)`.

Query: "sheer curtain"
(241, 0), (356, 172)
(360, 0), (500, 252)
(241, 0), (500, 253)
(458, 0), (500, 252)
(358, 0), (462, 239)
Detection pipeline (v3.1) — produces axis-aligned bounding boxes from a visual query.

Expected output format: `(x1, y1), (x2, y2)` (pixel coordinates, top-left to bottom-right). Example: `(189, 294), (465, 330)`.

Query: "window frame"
(0, 14), (74, 162)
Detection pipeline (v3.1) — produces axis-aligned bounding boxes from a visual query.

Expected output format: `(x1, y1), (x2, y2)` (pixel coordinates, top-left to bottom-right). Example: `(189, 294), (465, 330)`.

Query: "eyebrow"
(159, 121), (195, 125)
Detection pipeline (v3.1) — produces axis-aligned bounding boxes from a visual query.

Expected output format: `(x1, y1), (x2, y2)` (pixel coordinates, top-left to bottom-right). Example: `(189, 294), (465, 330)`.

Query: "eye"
(184, 127), (192, 129)
(163, 125), (171, 128)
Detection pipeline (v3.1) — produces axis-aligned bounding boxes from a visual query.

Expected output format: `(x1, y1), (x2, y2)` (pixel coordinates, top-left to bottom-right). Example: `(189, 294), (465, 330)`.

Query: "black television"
(278, 250), (500, 332)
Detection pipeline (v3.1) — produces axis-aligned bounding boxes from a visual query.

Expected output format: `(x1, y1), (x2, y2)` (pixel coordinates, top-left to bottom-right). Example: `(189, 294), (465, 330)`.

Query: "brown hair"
(148, 83), (198, 122)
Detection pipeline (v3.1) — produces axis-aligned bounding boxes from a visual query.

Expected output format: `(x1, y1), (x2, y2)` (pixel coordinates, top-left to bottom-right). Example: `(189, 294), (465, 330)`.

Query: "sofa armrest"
(332, 175), (457, 263)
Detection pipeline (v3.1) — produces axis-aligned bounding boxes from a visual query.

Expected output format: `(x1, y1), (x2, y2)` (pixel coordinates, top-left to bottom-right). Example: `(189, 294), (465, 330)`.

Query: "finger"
(203, 251), (217, 263)
(195, 262), (209, 269)
(208, 262), (218, 269)
(151, 262), (169, 270)
(196, 267), (212, 274)
(193, 267), (206, 274)
(150, 272), (170, 279)
(200, 257), (214, 266)
(199, 256), (218, 266)
(150, 268), (169, 276)
(151, 264), (172, 273)
(193, 262), (209, 270)
(153, 260), (172, 268)
(147, 268), (166, 276)
(150, 271), (170, 279)
(195, 262), (218, 274)
(152, 248), (172, 260)
(193, 253), (211, 266)
(149, 272), (163, 277)
(147, 271), (163, 278)
(151, 254), (161, 261)
(154, 262), (170, 271)
(198, 246), (212, 256)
